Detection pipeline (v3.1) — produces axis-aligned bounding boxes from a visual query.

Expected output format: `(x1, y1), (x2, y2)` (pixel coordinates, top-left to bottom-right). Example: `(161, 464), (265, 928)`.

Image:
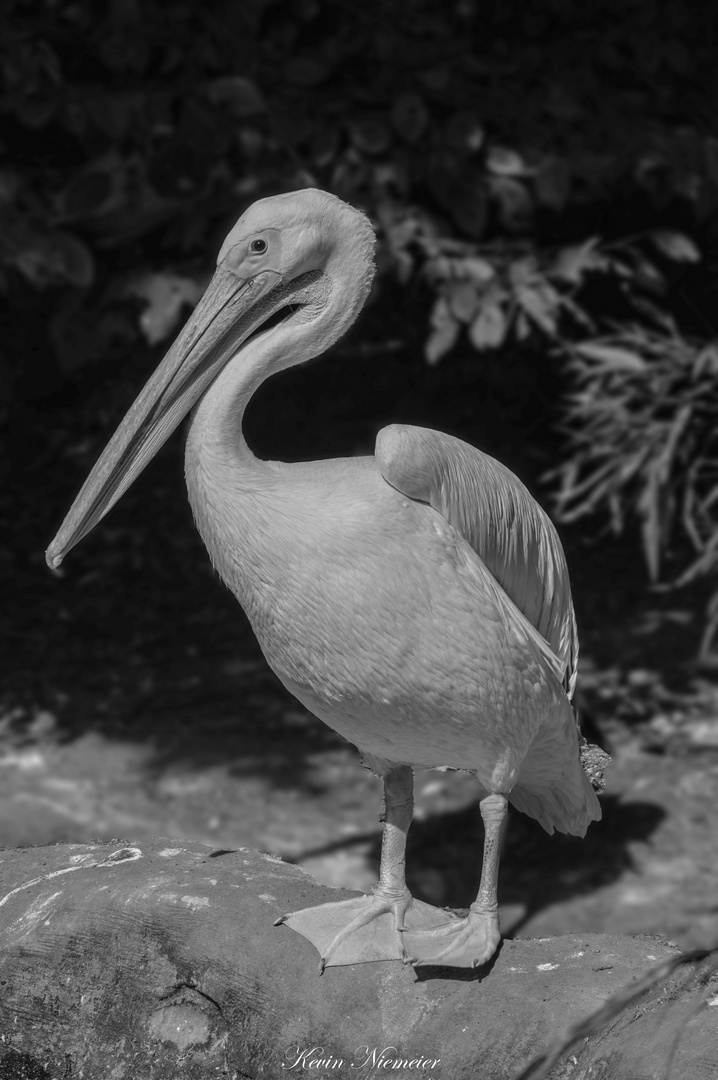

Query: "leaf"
(394, 250), (414, 285)
(50, 233), (95, 288)
(425, 297), (460, 364)
(309, 125), (340, 168)
(461, 257), (495, 285)
(468, 300), (507, 351)
(444, 112), (484, 153)
(208, 77), (267, 116)
(625, 253), (666, 294)
(427, 165), (487, 240)
(126, 272), (204, 345)
(348, 119), (392, 155)
(485, 146), (525, 176)
(14, 231), (95, 289)
(535, 157), (571, 211)
(391, 93), (429, 144)
(490, 177), (533, 231)
(516, 284), (557, 336)
(551, 239), (603, 285)
(574, 343), (647, 372)
(331, 154), (369, 197)
(648, 230), (700, 263)
(515, 311), (531, 341)
(638, 461), (664, 581)
(448, 281), (480, 323)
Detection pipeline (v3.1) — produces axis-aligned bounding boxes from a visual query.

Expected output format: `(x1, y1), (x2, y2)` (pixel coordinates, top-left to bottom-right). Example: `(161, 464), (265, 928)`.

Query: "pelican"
(46, 188), (601, 971)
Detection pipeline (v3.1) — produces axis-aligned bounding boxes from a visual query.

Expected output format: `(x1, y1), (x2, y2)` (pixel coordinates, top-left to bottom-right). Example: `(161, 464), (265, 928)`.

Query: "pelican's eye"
(249, 238), (267, 254)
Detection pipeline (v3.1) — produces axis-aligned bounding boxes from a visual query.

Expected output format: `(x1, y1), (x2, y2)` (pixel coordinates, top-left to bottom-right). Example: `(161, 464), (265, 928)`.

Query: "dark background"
(2, 0), (718, 950)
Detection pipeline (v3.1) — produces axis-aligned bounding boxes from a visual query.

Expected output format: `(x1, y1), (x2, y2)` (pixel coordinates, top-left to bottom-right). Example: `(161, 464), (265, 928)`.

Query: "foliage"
(551, 318), (718, 651)
(413, 227), (700, 363)
(2, 0), (717, 377)
(4, 0), (718, 633)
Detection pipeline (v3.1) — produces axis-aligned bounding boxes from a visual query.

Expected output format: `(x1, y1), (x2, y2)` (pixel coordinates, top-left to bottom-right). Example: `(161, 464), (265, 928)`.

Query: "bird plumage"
(47, 188), (602, 970)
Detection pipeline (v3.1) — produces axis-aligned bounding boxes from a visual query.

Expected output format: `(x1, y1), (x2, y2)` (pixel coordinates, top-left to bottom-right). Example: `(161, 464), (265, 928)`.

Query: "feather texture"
(376, 423), (578, 700)
(375, 423), (599, 835)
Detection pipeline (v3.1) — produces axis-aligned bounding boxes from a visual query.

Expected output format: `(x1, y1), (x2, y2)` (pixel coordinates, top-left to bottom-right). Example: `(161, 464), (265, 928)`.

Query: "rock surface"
(0, 838), (714, 1079)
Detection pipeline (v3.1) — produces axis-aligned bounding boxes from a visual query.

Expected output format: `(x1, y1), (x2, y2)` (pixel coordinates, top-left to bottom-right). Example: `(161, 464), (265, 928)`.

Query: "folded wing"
(375, 423), (578, 699)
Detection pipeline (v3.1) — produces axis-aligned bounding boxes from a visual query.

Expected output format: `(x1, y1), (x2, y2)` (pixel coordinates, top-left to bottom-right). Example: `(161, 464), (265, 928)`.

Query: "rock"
(0, 838), (714, 1079)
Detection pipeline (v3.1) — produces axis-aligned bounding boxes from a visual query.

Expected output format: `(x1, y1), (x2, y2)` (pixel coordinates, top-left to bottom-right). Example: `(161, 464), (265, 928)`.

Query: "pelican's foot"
(401, 905), (501, 969)
(274, 889), (458, 973)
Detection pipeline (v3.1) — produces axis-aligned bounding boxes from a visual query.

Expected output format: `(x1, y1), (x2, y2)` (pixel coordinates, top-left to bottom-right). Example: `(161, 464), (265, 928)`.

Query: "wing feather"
(375, 424), (578, 699)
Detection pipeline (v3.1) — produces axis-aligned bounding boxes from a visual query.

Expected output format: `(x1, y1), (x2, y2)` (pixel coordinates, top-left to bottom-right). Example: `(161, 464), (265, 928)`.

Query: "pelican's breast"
(187, 452), (570, 777)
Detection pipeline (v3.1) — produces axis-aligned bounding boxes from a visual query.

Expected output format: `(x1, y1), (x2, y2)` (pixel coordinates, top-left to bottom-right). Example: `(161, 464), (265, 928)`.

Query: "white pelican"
(47, 189), (601, 971)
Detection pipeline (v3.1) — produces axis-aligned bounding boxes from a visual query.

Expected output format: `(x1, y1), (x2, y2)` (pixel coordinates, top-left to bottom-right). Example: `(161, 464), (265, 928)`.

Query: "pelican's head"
(219, 188), (374, 301)
(45, 189), (376, 569)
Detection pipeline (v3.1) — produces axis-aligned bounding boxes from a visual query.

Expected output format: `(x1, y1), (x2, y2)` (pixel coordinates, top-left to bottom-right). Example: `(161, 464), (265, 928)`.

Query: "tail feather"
(509, 715), (602, 836)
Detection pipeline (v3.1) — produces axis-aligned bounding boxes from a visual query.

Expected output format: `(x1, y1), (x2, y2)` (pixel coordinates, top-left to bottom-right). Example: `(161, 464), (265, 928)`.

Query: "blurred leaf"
(626, 253), (667, 294)
(349, 119), (392, 155)
(485, 146), (525, 176)
(448, 281), (480, 323)
(638, 461), (663, 581)
(428, 165), (487, 239)
(444, 112), (484, 154)
(391, 93), (429, 144)
(648, 230), (700, 262)
(207, 76), (267, 116)
(535, 157), (571, 211)
(425, 296), (460, 364)
(515, 311), (531, 341)
(51, 233), (95, 288)
(126, 272), (204, 345)
(574, 343), (647, 372)
(516, 283), (557, 336)
(331, 152), (369, 198)
(468, 298), (507, 351)
(462, 256), (495, 286)
(12, 230), (95, 289)
(551, 239), (603, 285)
(309, 125), (340, 167)
(490, 177), (533, 231)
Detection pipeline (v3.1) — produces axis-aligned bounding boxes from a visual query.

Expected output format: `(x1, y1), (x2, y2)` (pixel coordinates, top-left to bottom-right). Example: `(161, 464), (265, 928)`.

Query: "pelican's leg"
(402, 792), (507, 969)
(275, 764), (457, 972)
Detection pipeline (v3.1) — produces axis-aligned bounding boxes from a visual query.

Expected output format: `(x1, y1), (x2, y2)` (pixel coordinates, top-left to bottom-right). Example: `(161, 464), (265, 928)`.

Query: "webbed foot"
(275, 890), (458, 972)
(402, 906), (501, 969)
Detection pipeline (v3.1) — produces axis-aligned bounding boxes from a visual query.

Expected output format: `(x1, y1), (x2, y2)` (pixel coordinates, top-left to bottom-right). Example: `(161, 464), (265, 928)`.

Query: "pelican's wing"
(375, 424), (578, 699)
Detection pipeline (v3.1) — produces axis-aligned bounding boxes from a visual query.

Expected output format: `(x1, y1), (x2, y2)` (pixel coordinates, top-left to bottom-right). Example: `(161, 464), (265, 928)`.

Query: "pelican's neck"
(186, 340), (267, 482)
(186, 243), (373, 495)
(184, 330), (303, 600)
(184, 208), (376, 585)
(185, 325), (294, 519)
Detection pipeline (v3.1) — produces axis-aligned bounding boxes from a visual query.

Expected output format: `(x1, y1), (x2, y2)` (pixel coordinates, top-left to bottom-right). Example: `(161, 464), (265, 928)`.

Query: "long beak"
(46, 266), (282, 569)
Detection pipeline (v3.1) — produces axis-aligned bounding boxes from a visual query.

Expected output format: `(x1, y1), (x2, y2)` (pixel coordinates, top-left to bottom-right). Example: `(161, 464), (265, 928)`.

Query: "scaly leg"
(275, 764), (458, 972)
(402, 792), (507, 968)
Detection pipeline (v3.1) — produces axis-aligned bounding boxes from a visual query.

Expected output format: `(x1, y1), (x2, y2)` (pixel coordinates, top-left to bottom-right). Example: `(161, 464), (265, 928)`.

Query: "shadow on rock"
(288, 793), (665, 934)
